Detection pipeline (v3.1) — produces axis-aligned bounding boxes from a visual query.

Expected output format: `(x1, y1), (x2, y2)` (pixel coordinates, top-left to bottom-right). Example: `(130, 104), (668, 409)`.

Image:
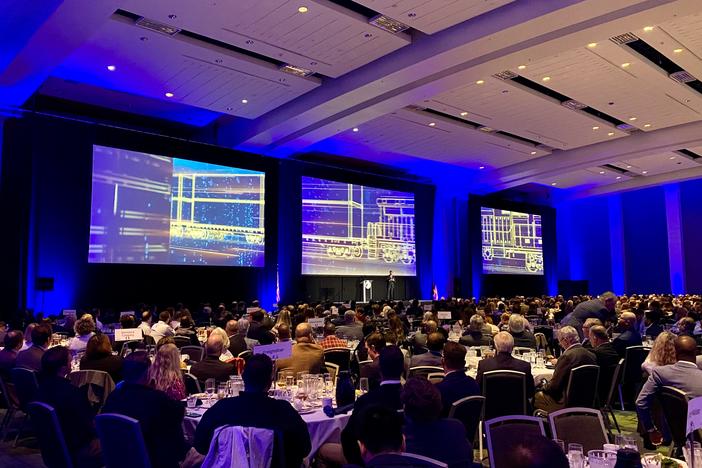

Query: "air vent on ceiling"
(369, 15), (409, 33)
(494, 70), (518, 80)
(135, 17), (181, 36)
(280, 64), (314, 77)
(670, 70), (697, 84)
(616, 123), (637, 131)
(602, 164), (629, 174)
(561, 99), (586, 110)
(676, 149), (702, 160)
(610, 32), (639, 45)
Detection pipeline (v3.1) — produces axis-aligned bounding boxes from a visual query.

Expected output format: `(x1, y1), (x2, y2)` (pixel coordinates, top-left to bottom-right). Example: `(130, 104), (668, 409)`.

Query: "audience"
(319, 322), (348, 349)
(477, 331), (535, 399)
(150, 311), (175, 344)
(495, 433), (569, 468)
(20, 323), (37, 351)
(561, 291), (616, 338)
(275, 323), (325, 375)
(148, 343), (186, 400)
(401, 377), (473, 467)
(174, 316), (200, 346)
(643, 310), (663, 339)
(352, 406), (406, 467)
(413, 320), (437, 348)
(459, 315), (491, 347)
(641, 331), (677, 375)
(190, 333), (237, 385)
(589, 325), (620, 403)
(247, 309), (275, 345)
(67, 314), (96, 354)
(508, 315), (536, 349)
(0, 330), (23, 380)
(581, 318), (602, 349)
(360, 331), (386, 390)
(534, 326), (596, 412)
(336, 311), (364, 340)
(16, 322), (52, 371)
(409, 332), (444, 368)
(36, 346), (101, 467)
(209, 327), (235, 361)
(102, 351), (187, 468)
(193, 354), (311, 467)
(79, 333), (123, 384)
(436, 341), (480, 416)
(138, 311), (152, 337)
(226, 318), (259, 357)
(613, 311), (643, 357)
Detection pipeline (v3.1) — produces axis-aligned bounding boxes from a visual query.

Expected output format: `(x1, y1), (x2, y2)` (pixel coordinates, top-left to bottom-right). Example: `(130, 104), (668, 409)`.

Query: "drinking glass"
(186, 394), (197, 409)
(684, 441), (702, 467)
(217, 383), (228, 400)
(286, 375), (295, 389)
(277, 372), (287, 389)
(568, 444), (584, 468)
(588, 450), (617, 468)
(323, 373), (332, 395)
(205, 379), (216, 406)
(360, 377), (369, 394)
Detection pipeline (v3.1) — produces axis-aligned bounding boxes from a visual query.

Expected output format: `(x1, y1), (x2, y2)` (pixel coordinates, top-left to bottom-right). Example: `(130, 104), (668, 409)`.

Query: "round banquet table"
(464, 355), (555, 384)
(183, 403), (351, 466)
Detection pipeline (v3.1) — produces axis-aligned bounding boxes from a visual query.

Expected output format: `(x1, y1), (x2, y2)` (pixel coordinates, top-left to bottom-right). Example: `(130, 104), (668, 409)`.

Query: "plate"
(297, 408), (317, 415)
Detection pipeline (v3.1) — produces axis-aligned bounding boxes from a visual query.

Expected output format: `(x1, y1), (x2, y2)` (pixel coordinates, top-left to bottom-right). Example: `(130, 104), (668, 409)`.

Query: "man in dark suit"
(342, 346), (405, 465)
(226, 318), (259, 357)
(194, 354), (311, 467)
(508, 315), (536, 349)
(409, 332), (444, 368)
(16, 323), (52, 372)
(0, 331), (23, 380)
(459, 315), (492, 347)
(477, 331), (535, 399)
(190, 333), (237, 385)
(102, 351), (187, 468)
(36, 346), (102, 467)
(247, 309), (275, 345)
(534, 326), (597, 413)
(561, 292), (617, 338)
(359, 332), (386, 391)
(643, 311), (663, 340)
(581, 318), (603, 349)
(589, 325), (621, 404)
(436, 341), (480, 416)
(612, 311), (642, 357)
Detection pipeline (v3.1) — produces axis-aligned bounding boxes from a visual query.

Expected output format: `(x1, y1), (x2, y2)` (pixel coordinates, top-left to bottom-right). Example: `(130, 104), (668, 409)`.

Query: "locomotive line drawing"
(481, 207), (543, 274)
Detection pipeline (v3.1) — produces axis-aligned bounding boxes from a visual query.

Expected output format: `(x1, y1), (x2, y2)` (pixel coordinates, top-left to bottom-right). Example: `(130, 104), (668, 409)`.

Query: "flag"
(276, 265), (281, 304)
(432, 283), (438, 301)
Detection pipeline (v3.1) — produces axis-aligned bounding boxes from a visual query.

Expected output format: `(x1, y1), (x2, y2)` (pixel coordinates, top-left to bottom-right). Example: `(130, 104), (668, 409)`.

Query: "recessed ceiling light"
(644, 123), (651, 128)
(670, 156), (676, 160)
(476, 80), (485, 85)
(629, 117), (637, 121)
(642, 171), (648, 174)
(479, 166), (485, 170)
(626, 165), (632, 168)
(621, 63), (631, 68)
(517, 65), (527, 70)
(107, 65), (116, 72)
(551, 182), (557, 186)
(643, 26), (654, 32)
(530, 151), (537, 155)
(460, 111), (468, 116)
(165, 92), (174, 98)
(542, 76), (551, 82)
(674, 48), (684, 53)
(599, 171), (605, 174)
(428, 122), (436, 127)
(298, 6), (308, 13)
(592, 126), (599, 130)
(608, 132), (615, 136)
(616, 176), (622, 180)
(352, 127), (359, 132)
(241, 99), (248, 104)
(587, 42), (597, 48)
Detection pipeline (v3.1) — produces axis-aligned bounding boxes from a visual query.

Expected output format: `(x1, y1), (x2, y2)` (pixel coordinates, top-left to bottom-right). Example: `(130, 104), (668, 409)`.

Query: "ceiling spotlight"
(428, 122), (436, 127)
(460, 111), (468, 116)
(107, 65), (116, 72)
(587, 42), (597, 48)
(165, 92), (174, 98)
(592, 126), (599, 130)
(670, 156), (676, 160)
(479, 166), (485, 170)
(626, 165), (632, 168)
(298, 6), (308, 13)
(518, 65), (527, 70)
(643, 26), (654, 32)
(616, 176), (622, 180)
(542, 76), (551, 82)
(599, 171), (606, 174)
(674, 48), (684, 53)
(621, 62), (631, 68)
(607, 132), (615, 136)
(642, 171), (648, 174)
(476, 80), (485, 85)
(241, 99), (248, 104)
(530, 151), (537, 155)
(551, 182), (557, 186)
(644, 123), (651, 128)
(629, 117), (637, 121)
(352, 127), (359, 132)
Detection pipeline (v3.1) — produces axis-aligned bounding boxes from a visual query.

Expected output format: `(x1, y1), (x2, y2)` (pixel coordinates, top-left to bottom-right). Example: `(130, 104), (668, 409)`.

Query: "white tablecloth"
(183, 405), (350, 465)
(465, 356), (555, 385)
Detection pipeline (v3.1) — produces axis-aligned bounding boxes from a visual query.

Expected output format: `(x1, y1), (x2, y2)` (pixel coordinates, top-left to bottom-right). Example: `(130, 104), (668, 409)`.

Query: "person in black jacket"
(508, 315), (536, 349)
(102, 351), (187, 468)
(612, 312), (642, 357)
(193, 354), (310, 467)
(190, 333), (237, 385)
(80, 333), (123, 384)
(589, 325), (621, 404)
(459, 315), (492, 347)
(247, 310), (275, 345)
(476, 331), (535, 400)
(436, 341), (480, 416)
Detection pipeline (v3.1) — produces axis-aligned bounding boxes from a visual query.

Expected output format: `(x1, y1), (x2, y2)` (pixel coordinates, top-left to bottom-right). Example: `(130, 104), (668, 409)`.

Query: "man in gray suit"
(336, 311), (364, 341)
(636, 335), (702, 445)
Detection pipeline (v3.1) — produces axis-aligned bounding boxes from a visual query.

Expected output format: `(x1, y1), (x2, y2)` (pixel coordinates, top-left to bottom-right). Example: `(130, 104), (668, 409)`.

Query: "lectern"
(360, 280), (373, 302)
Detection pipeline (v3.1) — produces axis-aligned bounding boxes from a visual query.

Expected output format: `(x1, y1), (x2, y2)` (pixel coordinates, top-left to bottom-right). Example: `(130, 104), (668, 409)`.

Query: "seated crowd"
(2, 292), (702, 466)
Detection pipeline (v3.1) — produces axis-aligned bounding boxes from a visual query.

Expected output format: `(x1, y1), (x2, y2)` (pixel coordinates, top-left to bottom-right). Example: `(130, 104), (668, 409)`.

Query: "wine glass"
(360, 377), (369, 394)
(205, 378), (216, 406)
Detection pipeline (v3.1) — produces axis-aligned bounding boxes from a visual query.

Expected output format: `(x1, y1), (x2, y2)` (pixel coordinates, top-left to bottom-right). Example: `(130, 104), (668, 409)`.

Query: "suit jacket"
(336, 323), (364, 341)
(644, 323), (664, 340)
(228, 333), (258, 357)
(562, 299), (613, 326)
(404, 418), (473, 467)
(476, 352), (535, 399)
(613, 329), (642, 357)
(544, 344), (596, 401)
(435, 370), (480, 417)
(193, 391), (311, 468)
(592, 342), (620, 402)
(0, 349), (18, 381)
(459, 331), (491, 347)
(103, 382), (187, 468)
(275, 341), (325, 375)
(247, 322), (274, 345)
(15, 345), (45, 372)
(636, 360), (702, 431)
(341, 383), (403, 465)
(511, 330), (536, 349)
(409, 351), (442, 369)
(190, 355), (236, 385)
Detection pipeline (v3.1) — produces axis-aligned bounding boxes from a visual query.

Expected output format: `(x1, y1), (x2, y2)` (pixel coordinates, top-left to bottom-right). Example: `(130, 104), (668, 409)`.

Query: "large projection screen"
(88, 145), (265, 267)
(302, 177), (416, 276)
(481, 207), (543, 275)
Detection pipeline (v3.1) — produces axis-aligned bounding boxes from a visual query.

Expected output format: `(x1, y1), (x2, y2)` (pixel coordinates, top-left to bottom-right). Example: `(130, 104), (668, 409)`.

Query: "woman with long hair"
(273, 309), (292, 336)
(80, 334), (123, 383)
(148, 343), (186, 401)
(642, 331), (677, 374)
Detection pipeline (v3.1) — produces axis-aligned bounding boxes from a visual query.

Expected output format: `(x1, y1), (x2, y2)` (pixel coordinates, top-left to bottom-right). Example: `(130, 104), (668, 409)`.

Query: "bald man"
(612, 311), (642, 357)
(190, 333), (237, 385)
(637, 336), (702, 445)
(275, 323), (325, 375)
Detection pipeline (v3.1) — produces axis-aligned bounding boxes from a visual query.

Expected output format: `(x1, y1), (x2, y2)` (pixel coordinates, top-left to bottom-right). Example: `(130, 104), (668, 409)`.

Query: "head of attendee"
(343, 311), (356, 325)
(225, 319), (238, 338)
(120, 314), (136, 330)
(494, 331), (515, 354)
(675, 335), (697, 364)
(357, 405), (405, 464)
(365, 332), (387, 360)
(74, 314), (96, 337)
(205, 333), (225, 359)
(582, 318), (602, 342)
(441, 341), (466, 373)
(601, 291), (617, 312)
(4, 330), (24, 353)
(324, 322), (337, 337)
(426, 332), (446, 353)
(242, 354), (274, 393)
(157, 336), (176, 350)
(179, 316), (195, 330)
(647, 331), (677, 367)
(277, 324), (291, 342)
(236, 317), (250, 335)
(275, 310), (292, 328)
(618, 311), (637, 331)
(508, 314), (527, 334)
(677, 317), (696, 337)
(148, 343), (185, 399)
(589, 325), (610, 348)
(32, 323), (52, 349)
(251, 309), (264, 323)
(141, 310), (152, 326)
(209, 327), (230, 351)
(401, 377), (441, 424)
(85, 334), (113, 360)
(40, 345), (71, 378)
(422, 320), (438, 334)
(379, 345), (404, 381)
(122, 351), (152, 385)
(557, 326), (580, 350)
(158, 311), (171, 325)
(469, 314), (485, 333)
(294, 322), (313, 343)
(496, 433), (569, 468)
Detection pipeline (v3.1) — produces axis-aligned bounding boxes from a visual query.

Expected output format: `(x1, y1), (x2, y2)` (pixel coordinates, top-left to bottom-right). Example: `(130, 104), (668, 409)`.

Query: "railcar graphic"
(481, 207), (543, 274)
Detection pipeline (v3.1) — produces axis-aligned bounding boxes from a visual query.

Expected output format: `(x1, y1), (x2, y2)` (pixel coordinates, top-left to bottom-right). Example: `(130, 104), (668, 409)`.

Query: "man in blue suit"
(436, 341), (480, 416)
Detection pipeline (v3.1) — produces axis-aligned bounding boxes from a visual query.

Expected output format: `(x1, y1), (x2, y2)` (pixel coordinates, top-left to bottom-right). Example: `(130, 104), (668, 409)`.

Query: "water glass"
(217, 382), (228, 400)
(186, 394), (197, 409)
(205, 378), (216, 405)
(615, 435), (637, 450)
(360, 377), (369, 394)
(588, 450), (617, 468)
(684, 441), (702, 467)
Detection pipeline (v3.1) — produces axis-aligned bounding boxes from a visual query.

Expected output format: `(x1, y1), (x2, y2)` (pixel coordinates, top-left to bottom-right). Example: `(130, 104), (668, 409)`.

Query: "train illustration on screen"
(481, 207), (543, 275)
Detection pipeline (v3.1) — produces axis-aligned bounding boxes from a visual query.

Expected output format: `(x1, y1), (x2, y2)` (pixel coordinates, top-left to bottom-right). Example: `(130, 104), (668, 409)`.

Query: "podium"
(360, 280), (373, 302)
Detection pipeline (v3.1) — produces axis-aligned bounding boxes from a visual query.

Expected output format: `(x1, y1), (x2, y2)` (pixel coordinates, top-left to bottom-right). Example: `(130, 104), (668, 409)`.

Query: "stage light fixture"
(165, 92), (174, 98)
(587, 42), (597, 48)
(542, 76), (551, 82)
(107, 65), (116, 71)
(298, 6), (308, 13)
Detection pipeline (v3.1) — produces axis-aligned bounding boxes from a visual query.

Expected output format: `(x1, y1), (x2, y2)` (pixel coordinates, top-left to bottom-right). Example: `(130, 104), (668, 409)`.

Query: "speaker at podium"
(360, 280), (373, 302)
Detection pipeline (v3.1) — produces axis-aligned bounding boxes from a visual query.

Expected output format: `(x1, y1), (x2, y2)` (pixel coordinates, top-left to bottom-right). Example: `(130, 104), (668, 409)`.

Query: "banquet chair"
(358, 359), (374, 378)
(237, 350), (252, 361)
(408, 366), (444, 379)
(0, 375), (20, 441)
(449, 395), (485, 460)
(69, 369), (115, 409)
(120, 340), (147, 357)
(96, 413), (152, 468)
(173, 335), (192, 348)
(485, 415), (546, 468)
(426, 372), (444, 384)
(482, 370), (527, 419)
(10, 367), (39, 446)
(548, 407), (608, 453)
(659, 386), (691, 456)
(600, 359), (624, 434)
(202, 425), (286, 468)
(26, 402), (74, 468)
(324, 348), (351, 372)
(325, 362), (339, 385)
(618, 346), (648, 410)
(182, 345), (205, 362)
(534, 333), (550, 354)
(564, 365), (600, 409)
(183, 373), (202, 395)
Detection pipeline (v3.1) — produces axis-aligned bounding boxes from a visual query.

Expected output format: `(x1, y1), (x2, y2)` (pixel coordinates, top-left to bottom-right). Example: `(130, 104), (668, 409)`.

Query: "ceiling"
(4, 0), (702, 198)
